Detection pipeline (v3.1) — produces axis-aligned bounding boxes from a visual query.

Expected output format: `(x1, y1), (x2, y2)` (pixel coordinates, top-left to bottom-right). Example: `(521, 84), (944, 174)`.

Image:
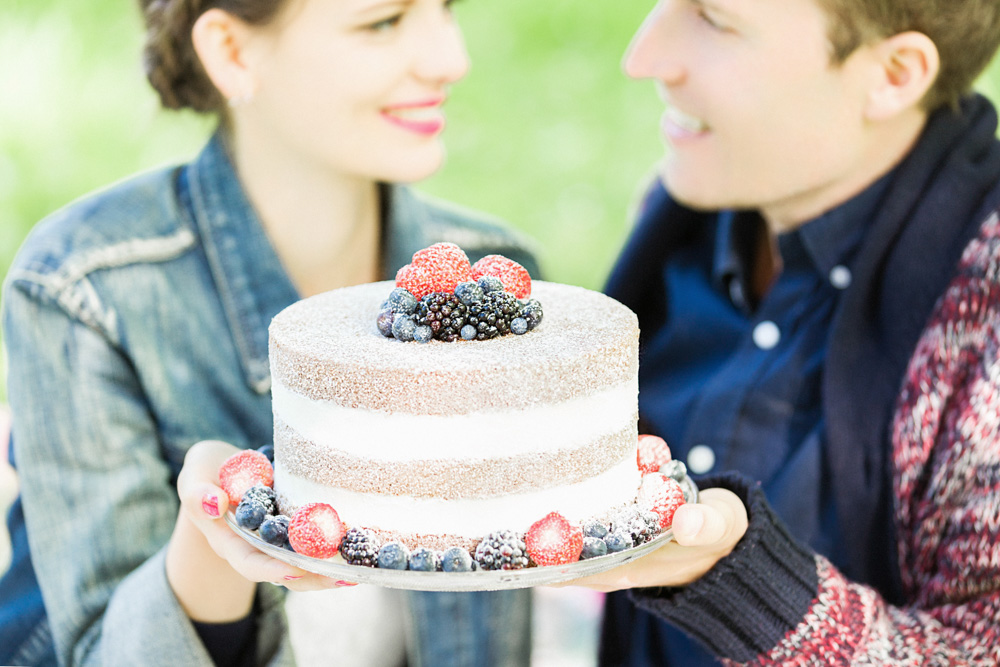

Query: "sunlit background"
(2, 2), (1000, 662)
(3, 1), (1000, 290)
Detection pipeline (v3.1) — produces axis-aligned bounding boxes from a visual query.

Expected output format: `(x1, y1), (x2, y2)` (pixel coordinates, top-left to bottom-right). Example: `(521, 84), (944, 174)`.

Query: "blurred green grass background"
(2, 0), (1000, 292)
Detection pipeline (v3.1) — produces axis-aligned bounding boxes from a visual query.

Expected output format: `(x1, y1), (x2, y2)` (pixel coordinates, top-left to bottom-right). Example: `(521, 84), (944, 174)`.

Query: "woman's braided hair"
(138, 0), (287, 113)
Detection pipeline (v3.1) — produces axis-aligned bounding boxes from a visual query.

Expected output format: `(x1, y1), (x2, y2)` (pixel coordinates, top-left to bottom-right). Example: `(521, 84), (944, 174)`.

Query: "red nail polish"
(335, 580), (358, 587)
(201, 493), (220, 517)
(284, 575), (303, 581)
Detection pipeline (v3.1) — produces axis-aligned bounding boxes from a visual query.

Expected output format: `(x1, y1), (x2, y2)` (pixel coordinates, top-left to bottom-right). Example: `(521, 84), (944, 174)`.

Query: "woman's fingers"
(174, 440), (349, 589)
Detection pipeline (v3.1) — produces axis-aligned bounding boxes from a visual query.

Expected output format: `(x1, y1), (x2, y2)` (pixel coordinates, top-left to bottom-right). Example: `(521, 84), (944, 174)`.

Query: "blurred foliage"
(2, 1), (1000, 291)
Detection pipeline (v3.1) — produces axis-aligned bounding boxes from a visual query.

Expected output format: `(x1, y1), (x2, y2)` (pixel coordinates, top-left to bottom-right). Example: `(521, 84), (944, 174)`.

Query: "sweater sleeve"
(632, 211), (1000, 666)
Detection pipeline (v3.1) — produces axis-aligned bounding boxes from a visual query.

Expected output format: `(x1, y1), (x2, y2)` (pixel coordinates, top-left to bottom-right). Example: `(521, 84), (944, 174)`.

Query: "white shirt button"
(752, 320), (781, 349)
(687, 445), (716, 474)
(829, 265), (852, 289)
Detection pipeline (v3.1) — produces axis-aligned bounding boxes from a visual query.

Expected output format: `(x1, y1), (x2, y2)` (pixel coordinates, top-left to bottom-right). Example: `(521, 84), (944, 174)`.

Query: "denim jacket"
(1, 133), (540, 666)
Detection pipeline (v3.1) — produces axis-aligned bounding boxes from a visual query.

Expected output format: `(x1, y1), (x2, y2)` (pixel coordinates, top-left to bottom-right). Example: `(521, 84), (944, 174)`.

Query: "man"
(576, 0), (1000, 664)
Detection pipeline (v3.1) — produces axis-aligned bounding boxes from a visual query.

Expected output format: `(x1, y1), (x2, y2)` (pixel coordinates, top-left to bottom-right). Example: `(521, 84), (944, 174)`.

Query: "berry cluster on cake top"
(219, 436), (689, 574)
(376, 243), (543, 343)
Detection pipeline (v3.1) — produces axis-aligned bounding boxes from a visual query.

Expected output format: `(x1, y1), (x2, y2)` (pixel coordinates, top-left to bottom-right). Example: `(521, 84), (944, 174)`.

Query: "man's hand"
(560, 487), (748, 592)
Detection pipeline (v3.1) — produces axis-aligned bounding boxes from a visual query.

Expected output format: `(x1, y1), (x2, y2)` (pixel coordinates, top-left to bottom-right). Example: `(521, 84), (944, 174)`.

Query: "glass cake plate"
(225, 476), (698, 591)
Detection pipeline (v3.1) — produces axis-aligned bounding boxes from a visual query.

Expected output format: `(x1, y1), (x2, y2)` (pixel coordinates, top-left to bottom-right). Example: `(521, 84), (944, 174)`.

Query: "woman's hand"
(561, 487), (748, 592)
(166, 440), (352, 623)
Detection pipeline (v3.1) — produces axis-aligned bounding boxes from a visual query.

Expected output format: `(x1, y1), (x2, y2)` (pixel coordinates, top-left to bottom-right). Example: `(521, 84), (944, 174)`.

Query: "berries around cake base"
(221, 466), (690, 572)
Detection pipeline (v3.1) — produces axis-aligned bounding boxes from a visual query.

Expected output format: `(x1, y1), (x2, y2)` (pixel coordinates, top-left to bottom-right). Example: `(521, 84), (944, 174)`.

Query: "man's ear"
(864, 31), (940, 120)
(191, 8), (257, 103)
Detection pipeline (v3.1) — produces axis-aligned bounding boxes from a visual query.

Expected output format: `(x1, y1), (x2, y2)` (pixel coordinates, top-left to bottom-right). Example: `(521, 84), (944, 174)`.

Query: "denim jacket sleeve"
(3, 259), (291, 666)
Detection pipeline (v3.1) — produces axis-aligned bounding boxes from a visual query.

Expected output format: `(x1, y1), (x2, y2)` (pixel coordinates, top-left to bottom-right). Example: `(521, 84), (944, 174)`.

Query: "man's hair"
(820, 0), (1000, 111)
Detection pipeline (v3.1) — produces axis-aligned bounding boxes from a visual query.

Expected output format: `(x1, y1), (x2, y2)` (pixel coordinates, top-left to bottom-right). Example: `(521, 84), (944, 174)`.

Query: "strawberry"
(287, 503), (346, 559)
(525, 511), (584, 566)
(218, 450), (274, 506)
(637, 434), (672, 475)
(411, 242), (472, 274)
(395, 243), (473, 300)
(471, 255), (532, 299)
(637, 473), (686, 529)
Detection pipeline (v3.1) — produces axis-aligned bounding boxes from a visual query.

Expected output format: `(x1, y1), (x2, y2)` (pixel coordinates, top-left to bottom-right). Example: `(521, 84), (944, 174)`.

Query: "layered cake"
(269, 279), (640, 550)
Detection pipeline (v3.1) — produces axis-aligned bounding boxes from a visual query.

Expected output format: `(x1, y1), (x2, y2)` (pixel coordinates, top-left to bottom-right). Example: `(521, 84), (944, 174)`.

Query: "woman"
(0, 0), (538, 664)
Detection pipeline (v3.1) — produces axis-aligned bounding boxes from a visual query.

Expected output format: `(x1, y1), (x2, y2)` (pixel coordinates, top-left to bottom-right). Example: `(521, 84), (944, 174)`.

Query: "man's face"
(625, 0), (883, 229)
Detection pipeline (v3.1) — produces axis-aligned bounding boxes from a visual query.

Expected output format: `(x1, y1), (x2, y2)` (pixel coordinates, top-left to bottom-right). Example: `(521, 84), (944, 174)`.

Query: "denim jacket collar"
(184, 133), (300, 394)
(183, 132), (440, 395)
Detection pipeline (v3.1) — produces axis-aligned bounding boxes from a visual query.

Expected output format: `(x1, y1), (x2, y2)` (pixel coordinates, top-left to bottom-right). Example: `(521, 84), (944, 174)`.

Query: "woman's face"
(242, 0), (469, 184)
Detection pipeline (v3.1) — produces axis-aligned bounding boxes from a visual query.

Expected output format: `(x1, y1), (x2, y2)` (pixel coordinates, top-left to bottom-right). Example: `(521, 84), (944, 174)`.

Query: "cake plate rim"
(225, 476), (698, 591)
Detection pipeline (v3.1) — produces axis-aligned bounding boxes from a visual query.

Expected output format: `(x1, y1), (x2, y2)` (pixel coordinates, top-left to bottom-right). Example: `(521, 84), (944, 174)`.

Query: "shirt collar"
(713, 170), (894, 310)
(183, 132), (299, 394)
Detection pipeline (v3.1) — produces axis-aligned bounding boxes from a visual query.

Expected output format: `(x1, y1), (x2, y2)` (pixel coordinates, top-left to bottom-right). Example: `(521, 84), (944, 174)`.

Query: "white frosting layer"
(275, 454), (640, 537)
(272, 376), (638, 461)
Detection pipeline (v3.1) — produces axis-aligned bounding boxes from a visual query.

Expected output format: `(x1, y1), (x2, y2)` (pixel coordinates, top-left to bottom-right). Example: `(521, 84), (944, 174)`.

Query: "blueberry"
(604, 531), (632, 554)
(413, 325), (433, 343)
(387, 288), (418, 314)
(377, 542), (411, 570)
(376, 308), (395, 337)
(659, 459), (688, 483)
(510, 317), (528, 335)
(581, 537), (608, 560)
(460, 324), (477, 341)
(236, 498), (268, 531)
(441, 547), (474, 572)
(256, 444), (274, 463)
(259, 515), (290, 547)
(477, 276), (504, 294)
(522, 299), (543, 330)
(391, 314), (417, 341)
(583, 520), (608, 540)
(455, 281), (484, 305)
(409, 547), (439, 572)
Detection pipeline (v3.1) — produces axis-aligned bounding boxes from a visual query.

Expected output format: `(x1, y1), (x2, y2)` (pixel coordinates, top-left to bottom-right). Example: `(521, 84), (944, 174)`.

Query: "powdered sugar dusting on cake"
(269, 281), (638, 415)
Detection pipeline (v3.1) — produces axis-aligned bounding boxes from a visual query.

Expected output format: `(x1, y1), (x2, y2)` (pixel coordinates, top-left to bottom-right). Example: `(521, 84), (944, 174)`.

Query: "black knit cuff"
(629, 473), (819, 663)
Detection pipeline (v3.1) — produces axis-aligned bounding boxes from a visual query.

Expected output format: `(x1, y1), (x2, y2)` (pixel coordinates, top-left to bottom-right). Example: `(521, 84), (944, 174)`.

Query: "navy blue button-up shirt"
(631, 174), (891, 666)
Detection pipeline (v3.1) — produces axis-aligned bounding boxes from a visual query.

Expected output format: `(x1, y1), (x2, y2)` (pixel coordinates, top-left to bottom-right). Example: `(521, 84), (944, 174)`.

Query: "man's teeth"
(666, 107), (707, 132)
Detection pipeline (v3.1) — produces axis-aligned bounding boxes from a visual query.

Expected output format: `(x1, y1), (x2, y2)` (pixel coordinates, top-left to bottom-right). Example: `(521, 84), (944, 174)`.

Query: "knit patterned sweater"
(634, 209), (1000, 665)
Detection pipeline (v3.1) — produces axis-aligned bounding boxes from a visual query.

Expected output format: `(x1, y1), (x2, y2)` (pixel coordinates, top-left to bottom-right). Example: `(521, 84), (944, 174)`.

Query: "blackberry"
(474, 530), (529, 571)
(612, 508), (656, 547)
(242, 484), (276, 515)
(340, 528), (382, 567)
(466, 291), (520, 340)
(415, 292), (469, 342)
